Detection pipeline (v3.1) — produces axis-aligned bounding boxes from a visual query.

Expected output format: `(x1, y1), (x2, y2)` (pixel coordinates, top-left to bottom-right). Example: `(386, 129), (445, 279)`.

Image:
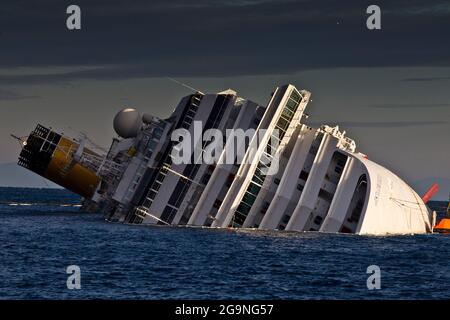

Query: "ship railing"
(134, 206), (170, 225)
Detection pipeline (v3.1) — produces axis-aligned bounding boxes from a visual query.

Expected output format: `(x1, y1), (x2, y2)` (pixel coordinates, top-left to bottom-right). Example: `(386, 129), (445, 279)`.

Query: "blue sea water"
(0, 187), (449, 300)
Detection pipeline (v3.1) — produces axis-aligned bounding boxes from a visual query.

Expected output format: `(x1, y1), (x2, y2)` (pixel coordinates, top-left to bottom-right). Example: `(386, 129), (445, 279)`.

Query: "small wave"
(3, 202), (81, 207)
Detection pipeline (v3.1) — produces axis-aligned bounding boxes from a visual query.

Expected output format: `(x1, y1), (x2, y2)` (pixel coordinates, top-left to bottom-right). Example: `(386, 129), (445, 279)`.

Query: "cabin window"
(160, 206), (177, 224)
(318, 188), (334, 203)
(281, 214), (290, 224)
(260, 201), (270, 214)
(299, 170), (309, 181)
(313, 215), (323, 225)
(201, 173), (211, 185)
(213, 199), (222, 209)
(225, 173), (235, 187)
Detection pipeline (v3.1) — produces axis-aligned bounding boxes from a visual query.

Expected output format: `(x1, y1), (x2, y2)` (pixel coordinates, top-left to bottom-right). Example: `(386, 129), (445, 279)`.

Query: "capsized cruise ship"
(15, 84), (437, 235)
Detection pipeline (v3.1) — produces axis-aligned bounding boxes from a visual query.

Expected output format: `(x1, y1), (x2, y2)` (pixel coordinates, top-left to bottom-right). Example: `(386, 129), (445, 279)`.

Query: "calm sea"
(0, 187), (449, 300)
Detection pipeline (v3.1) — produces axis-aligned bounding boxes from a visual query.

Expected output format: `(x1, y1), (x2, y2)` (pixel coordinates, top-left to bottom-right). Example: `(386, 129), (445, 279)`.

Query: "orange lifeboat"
(434, 200), (450, 234)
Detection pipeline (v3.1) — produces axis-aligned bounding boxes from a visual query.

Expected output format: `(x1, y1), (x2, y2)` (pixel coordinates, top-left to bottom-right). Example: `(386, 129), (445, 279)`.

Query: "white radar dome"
(113, 108), (143, 138)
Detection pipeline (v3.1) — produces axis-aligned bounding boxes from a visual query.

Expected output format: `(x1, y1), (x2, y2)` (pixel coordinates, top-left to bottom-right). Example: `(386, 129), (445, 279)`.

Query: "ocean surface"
(0, 187), (449, 300)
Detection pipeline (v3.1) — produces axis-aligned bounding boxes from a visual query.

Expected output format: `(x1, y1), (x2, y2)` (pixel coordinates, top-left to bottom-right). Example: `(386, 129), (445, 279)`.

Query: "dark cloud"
(402, 76), (450, 82)
(0, 63), (279, 86)
(0, 0), (449, 81)
(307, 121), (448, 128)
(0, 89), (40, 101)
(368, 103), (450, 109)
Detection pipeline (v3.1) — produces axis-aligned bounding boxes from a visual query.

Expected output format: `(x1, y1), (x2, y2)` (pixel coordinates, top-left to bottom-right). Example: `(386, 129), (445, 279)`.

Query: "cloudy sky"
(0, 0), (449, 198)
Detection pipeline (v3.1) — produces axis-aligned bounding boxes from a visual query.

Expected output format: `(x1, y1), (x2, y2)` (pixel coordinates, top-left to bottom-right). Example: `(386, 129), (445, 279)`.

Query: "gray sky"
(0, 0), (449, 199)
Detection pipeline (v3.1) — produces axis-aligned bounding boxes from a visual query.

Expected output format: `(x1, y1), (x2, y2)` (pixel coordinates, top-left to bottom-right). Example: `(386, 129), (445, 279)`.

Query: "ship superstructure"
(16, 84), (436, 235)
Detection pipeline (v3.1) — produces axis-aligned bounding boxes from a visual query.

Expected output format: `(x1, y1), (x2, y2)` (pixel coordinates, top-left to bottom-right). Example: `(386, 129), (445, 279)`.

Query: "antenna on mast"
(10, 134), (27, 148)
(166, 77), (204, 95)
